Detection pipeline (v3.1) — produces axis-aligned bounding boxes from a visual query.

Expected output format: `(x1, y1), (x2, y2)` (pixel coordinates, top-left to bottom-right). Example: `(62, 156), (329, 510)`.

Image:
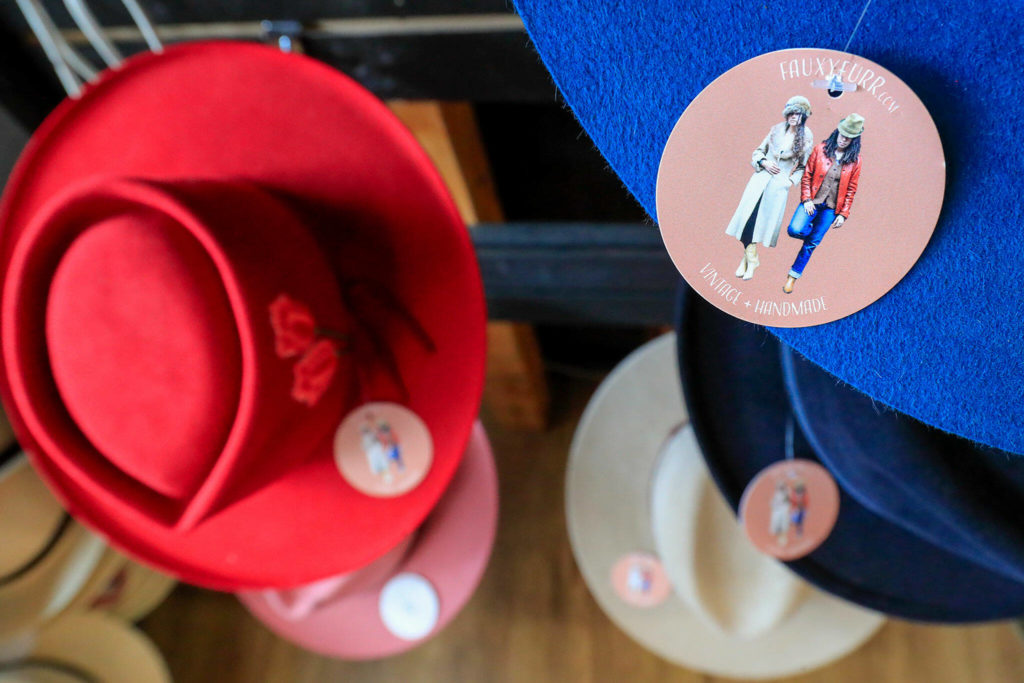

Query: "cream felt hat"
(566, 334), (883, 678)
(0, 612), (170, 682)
(0, 455), (106, 639)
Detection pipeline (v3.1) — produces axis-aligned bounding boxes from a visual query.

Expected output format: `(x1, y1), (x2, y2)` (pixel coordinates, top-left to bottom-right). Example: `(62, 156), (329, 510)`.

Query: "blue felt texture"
(514, 1), (1024, 454)
(676, 287), (1024, 622)
(781, 345), (1024, 585)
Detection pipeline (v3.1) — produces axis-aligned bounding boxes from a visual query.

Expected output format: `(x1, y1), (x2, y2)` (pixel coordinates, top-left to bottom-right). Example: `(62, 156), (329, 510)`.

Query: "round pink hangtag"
(739, 459), (839, 561)
(656, 48), (944, 327)
(334, 402), (433, 497)
(610, 553), (671, 608)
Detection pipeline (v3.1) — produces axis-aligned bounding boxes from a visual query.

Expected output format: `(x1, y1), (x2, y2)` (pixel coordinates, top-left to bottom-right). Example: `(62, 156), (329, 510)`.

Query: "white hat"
(0, 612), (170, 682)
(0, 455), (106, 639)
(566, 334), (883, 678)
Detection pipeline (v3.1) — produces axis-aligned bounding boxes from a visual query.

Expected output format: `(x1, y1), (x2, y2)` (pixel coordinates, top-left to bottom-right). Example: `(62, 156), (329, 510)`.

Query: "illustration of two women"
(725, 97), (865, 293)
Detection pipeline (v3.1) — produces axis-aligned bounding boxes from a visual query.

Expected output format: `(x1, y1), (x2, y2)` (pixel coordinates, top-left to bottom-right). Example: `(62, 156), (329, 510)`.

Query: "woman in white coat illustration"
(725, 96), (813, 280)
(360, 424), (391, 483)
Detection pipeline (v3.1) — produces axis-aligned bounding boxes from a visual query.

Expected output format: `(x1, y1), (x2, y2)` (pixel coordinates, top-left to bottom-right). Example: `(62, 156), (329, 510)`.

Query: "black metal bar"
(0, 8), (556, 102)
(472, 223), (680, 326)
(5, 1), (513, 25)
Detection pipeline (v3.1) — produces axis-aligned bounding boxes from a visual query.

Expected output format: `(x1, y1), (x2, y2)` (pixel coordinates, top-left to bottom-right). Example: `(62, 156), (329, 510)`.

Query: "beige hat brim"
(61, 548), (177, 623)
(0, 457), (106, 638)
(0, 612), (170, 683)
(566, 334), (883, 678)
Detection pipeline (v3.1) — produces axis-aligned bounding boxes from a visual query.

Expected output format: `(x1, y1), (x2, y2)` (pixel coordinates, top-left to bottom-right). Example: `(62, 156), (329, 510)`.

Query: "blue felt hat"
(781, 346), (1024, 585)
(675, 287), (1024, 622)
(514, 1), (1024, 455)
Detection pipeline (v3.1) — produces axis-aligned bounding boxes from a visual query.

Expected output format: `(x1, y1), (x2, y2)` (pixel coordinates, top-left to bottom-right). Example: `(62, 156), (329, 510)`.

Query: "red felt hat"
(0, 41), (486, 590)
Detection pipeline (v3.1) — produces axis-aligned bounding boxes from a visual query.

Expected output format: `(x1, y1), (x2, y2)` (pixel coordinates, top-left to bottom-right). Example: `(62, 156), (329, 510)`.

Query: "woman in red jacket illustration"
(782, 114), (864, 294)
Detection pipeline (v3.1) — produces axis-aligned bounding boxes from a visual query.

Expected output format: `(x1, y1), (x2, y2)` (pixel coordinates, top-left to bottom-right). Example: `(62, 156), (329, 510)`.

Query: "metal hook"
(260, 20), (305, 54)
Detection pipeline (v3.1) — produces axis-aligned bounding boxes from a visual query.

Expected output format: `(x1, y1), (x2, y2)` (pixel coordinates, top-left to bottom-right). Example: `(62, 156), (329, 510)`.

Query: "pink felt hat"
(0, 41), (486, 590)
(238, 421), (498, 659)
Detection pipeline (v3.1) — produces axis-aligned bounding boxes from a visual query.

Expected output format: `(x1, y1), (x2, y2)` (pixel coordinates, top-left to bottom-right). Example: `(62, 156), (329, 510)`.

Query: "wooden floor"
(140, 374), (1024, 683)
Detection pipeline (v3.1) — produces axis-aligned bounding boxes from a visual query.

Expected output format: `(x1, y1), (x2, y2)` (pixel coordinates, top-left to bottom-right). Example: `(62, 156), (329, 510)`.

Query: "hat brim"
(781, 345), (1024, 584)
(2, 612), (170, 683)
(0, 42), (485, 589)
(237, 421), (497, 659)
(676, 289), (1024, 621)
(62, 546), (176, 623)
(0, 455), (106, 637)
(567, 334), (883, 678)
(512, 1), (1024, 456)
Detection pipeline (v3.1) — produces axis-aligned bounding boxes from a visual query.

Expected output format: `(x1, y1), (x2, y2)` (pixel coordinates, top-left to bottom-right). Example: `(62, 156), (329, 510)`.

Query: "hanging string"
(784, 414), (795, 461)
(842, 0), (874, 54)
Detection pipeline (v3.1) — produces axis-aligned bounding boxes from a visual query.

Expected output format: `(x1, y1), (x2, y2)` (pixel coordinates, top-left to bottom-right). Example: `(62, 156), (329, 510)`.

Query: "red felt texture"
(8, 178), (353, 532)
(46, 211), (241, 499)
(0, 42), (486, 589)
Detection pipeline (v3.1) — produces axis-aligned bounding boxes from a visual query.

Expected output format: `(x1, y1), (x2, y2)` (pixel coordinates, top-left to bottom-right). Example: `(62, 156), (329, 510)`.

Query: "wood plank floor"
(140, 375), (1024, 682)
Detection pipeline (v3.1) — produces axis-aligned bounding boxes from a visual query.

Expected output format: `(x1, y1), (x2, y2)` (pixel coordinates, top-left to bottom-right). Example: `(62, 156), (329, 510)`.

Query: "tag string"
(841, 0), (874, 54)
(784, 414), (795, 461)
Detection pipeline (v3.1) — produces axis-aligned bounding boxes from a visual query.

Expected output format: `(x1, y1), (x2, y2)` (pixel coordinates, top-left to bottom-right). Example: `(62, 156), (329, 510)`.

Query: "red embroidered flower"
(292, 339), (340, 406)
(270, 294), (316, 358)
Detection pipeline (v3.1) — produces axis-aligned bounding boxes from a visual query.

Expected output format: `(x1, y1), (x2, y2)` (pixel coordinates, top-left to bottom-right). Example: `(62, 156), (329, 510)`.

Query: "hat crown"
(837, 113), (865, 137)
(652, 425), (803, 638)
(783, 96), (811, 117)
(46, 210), (242, 499)
(7, 177), (349, 529)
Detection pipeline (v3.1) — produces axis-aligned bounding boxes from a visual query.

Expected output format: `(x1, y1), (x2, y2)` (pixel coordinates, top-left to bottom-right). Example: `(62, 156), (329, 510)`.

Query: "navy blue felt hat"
(675, 287), (1024, 622)
(781, 346), (1024, 586)
(514, 1), (1024, 455)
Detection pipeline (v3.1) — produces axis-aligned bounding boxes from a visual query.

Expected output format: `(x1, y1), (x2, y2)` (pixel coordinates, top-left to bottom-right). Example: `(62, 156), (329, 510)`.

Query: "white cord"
(14, 0), (82, 96)
(16, 0), (165, 99)
(63, 0), (123, 67)
(57, 35), (99, 81)
(120, 0), (163, 52)
(842, 0), (874, 54)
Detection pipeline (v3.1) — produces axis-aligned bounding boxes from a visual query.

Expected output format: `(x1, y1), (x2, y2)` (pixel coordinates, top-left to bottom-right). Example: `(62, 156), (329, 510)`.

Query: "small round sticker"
(739, 460), (839, 561)
(378, 572), (440, 641)
(656, 48), (944, 327)
(610, 553), (671, 608)
(334, 402), (433, 497)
